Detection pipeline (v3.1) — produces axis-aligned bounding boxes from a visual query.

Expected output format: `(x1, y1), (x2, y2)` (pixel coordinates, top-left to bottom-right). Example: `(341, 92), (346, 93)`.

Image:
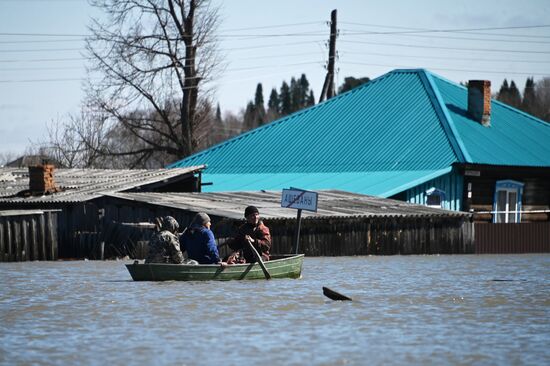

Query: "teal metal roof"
(201, 168), (452, 197)
(170, 69), (550, 194)
(431, 74), (550, 166)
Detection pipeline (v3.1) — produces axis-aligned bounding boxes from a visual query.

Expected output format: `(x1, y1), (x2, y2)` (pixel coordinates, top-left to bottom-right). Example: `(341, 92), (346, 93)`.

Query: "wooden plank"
(22, 218), (29, 261)
(6, 219), (13, 261)
(0, 218), (4, 262)
(46, 212), (57, 260)
(30, 217), (38, 261)
(13, 219), (21, 262)
(39, 214), (46, 260)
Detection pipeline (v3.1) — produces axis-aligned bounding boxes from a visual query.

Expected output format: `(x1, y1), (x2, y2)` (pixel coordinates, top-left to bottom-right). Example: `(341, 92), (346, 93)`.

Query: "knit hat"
(161, 216), (179, 233)
(244, 205), (259, 217)
(192, 212), (211, 226)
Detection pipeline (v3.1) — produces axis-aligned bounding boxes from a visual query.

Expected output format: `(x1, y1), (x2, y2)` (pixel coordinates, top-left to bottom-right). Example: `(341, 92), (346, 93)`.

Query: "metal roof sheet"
(200, 167), (452, 197)
(0, 166), (204, 204)
(108, 190), (469, 220)
(170, 70), (458, 174)
(169, 68), (550, 195)
(431, 74), (550, 167)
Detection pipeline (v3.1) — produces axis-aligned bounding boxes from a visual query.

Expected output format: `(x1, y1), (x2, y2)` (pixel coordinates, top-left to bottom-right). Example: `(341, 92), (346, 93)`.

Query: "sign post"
(281, 188), (318, 254)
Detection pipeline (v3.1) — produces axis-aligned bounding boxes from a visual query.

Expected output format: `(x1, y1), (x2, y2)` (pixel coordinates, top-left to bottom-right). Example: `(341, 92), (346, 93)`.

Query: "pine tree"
(215, 103), (222, 124)
(243, 101), (256, 131)
(522, 78), (537, 115)
(298, 74), (310, 108)
(279, 81), (291, 115)
(254, 83), (264, 110)
(508, 81), (522, 108)
(338, 76), (370, 94)
(497, 79), (510, 104)
(254, 83), (266, 126)
(268, 88), (279, 115)
(307, 90), (315, 106)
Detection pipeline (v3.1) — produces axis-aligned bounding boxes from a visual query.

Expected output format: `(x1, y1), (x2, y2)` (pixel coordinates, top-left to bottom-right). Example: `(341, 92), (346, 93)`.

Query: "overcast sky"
(1, 0), (549, 157)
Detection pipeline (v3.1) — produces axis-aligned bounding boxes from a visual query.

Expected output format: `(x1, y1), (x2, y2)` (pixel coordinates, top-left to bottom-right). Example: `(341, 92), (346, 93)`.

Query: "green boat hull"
(125, 254), (304, 281)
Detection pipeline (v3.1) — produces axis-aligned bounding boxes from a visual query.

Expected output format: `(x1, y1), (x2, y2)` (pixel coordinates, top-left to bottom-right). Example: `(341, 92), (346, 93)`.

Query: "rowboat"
(125, 254), (304, 281)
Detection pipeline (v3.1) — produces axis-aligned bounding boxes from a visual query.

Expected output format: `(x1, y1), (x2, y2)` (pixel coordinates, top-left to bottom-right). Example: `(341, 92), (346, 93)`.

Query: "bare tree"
(85, 0), (222, 166)
(0, 151), (16, 167)
(535, 77), (550, 122)
(33, 108), (111, 168)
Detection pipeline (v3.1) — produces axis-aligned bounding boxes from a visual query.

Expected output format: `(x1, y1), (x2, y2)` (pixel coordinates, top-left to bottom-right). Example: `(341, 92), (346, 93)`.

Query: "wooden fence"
(475, 222), (550, 254)
(0, 210), (59, 262)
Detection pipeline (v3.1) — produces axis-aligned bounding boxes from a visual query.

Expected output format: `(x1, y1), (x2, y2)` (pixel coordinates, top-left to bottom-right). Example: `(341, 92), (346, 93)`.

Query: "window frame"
(493, 180), (524, 223)
(425, 187), (446, 208)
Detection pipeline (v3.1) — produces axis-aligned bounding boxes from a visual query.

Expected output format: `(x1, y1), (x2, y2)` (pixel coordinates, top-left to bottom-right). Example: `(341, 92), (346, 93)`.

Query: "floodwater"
(1, 255), (549, 366)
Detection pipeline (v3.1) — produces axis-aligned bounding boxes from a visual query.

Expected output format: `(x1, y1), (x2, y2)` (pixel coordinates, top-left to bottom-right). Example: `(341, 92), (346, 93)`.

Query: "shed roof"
(169, 69), (550, 195)
(0, 166), (204, 204)
(108, 190), (469, 220)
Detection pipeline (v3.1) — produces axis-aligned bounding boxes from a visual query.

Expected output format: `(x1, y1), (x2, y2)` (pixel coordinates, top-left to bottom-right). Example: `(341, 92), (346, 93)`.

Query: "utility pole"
(319, 9), (337, 103)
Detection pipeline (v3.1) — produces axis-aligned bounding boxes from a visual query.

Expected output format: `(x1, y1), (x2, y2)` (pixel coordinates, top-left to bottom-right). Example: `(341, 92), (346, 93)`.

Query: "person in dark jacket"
(145, 216), (185, 264)
(180, 212), (223, 265)
(226, 206), (271, 264)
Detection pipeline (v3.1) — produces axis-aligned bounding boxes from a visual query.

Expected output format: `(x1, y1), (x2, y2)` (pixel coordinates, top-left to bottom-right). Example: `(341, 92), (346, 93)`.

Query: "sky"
(1, 0), (549, 158)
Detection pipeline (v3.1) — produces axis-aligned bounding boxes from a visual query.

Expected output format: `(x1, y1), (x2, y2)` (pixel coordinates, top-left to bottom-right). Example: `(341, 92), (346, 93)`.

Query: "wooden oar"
(322, 286), (352, 301)
(247, 239), (271, 280)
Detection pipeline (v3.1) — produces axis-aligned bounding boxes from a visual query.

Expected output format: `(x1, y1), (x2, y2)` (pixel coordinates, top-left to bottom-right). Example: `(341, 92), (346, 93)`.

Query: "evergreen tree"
(215, 103), (222, 124)
(268, 88), (279, 115)
(338, 76), (370, 94)
(497, 79), (510, 103)
(290, 77), (300, 113)
(279, 81), (291, 115)
(307, 90), (315, 106)
(508, 80), (522, 108)
(298, 74), (310, 108)
(243, 101), (256, 131)
(254, 83), (264, 110)
(522, 77), (537, 115)
(254, 83), (266, 126)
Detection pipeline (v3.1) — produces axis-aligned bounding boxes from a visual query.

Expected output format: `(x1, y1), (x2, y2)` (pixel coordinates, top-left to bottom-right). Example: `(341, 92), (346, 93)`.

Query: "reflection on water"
(1, 255), (549, 365)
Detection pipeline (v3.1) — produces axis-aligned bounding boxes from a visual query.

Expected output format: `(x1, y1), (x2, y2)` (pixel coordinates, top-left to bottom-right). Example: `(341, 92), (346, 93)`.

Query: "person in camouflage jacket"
(145, 216), (185, 264)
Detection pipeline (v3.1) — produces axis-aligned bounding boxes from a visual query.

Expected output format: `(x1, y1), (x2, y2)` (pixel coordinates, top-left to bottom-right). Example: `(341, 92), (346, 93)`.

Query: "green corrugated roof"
(170, 69), (550, 194)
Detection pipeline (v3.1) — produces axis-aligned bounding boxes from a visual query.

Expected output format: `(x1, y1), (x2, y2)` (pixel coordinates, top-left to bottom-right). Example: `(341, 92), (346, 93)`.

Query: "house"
(169, 69), (550, 225)
(0, 165), (204, 260)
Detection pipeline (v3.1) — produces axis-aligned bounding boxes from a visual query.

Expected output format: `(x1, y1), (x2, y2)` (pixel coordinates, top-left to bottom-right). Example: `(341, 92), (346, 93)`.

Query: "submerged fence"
(475, 222), (550, 254)
(0, 210), (59, 262)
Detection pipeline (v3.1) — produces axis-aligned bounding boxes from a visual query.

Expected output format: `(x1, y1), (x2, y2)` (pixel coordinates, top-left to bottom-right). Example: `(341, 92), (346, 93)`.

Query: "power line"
(340, 50), (550, 64)
(342, 29), (550, 45)
(0, 47), (83, 53)
(341, 39), (550, 54)
(339, 22), (550, 35)
(341, 60), (550, 77)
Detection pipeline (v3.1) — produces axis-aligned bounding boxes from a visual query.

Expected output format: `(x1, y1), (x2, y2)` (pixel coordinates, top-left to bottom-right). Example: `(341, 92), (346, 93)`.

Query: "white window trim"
(493, 180), (524, 223)
(425, 187), (446, 208)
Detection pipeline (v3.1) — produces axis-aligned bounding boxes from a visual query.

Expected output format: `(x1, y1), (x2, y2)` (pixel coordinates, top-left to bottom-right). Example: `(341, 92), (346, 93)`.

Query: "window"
(425, 187), (445, 208)
(493, 180), (523, 223)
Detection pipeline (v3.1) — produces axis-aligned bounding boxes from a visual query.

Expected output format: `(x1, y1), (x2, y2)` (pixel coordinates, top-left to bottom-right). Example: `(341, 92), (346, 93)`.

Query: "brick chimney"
(28, 165), (56, 193)
(467, 80), (491, 127)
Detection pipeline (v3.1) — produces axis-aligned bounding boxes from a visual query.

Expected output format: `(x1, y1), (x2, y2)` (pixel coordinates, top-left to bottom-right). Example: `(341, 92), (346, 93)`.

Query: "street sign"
(281, 188), (318, 212)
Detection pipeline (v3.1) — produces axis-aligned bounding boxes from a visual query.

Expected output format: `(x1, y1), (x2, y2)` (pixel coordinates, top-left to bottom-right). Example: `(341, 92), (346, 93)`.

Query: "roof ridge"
(418, 70), (471, 163)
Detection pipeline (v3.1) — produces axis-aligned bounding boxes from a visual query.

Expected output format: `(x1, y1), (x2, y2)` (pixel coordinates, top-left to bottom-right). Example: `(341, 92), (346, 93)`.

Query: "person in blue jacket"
(180, 212), (224, 265)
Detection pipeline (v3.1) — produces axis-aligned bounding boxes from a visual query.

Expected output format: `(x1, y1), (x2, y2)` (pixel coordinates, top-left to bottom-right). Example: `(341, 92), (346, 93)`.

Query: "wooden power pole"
(319, 9), (337, 103)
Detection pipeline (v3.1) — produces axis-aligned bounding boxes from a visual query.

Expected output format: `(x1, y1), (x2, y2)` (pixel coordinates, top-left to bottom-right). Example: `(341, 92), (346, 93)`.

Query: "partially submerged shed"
(0, 166), (204, 260)
(106, 190), (474, 256)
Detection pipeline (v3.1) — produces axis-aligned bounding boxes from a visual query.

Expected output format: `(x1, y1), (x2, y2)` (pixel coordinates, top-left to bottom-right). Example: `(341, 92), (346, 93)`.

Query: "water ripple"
(0, 254), (549, 365)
